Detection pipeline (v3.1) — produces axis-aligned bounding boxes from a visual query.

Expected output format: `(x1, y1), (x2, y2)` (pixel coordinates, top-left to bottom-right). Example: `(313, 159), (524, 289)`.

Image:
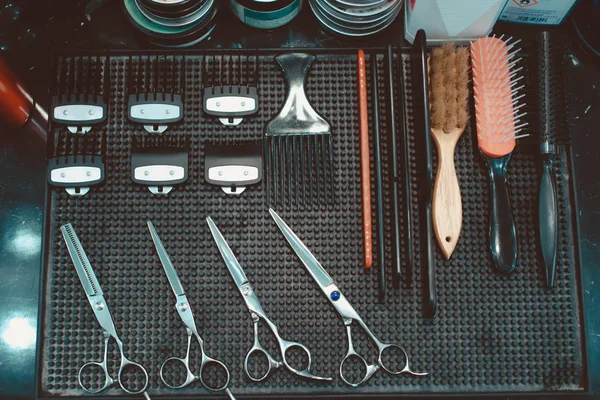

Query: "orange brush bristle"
(471, 36), (528, 158)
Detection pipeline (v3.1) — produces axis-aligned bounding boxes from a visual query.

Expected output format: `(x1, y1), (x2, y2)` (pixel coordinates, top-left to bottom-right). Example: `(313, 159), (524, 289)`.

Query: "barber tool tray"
(38, 48), (587, 398)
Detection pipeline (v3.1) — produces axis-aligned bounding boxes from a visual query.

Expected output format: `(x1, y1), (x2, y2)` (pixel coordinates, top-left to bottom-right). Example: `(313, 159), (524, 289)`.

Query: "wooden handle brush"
(429, 44), (470, 259)
(471, 36), (528, 274)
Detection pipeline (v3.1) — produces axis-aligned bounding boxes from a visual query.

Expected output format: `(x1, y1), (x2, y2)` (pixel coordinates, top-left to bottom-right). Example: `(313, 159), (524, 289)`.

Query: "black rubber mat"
(39, 49), (585, 397)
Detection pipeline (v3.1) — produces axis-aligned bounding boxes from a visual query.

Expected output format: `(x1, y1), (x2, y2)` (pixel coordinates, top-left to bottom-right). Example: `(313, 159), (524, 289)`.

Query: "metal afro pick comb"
(264, 53), (334, 207)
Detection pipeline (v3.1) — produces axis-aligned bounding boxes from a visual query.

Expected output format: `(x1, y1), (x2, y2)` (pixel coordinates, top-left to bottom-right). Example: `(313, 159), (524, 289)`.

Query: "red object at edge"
(0, 56), (33, 130)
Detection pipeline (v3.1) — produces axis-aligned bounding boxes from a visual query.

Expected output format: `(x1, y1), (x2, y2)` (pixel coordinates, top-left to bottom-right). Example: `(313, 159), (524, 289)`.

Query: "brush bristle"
(471, 36), (528, 158)
(429, 43), (470, 132)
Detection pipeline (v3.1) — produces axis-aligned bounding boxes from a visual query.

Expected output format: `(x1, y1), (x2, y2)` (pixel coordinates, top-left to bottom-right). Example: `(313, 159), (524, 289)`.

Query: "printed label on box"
(500, 0), (577, 25)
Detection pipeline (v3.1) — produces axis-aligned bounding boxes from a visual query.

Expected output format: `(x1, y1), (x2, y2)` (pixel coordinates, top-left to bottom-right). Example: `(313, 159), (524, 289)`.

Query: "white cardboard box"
(405, 0), (509, 45)
(499, 0), (578, 26)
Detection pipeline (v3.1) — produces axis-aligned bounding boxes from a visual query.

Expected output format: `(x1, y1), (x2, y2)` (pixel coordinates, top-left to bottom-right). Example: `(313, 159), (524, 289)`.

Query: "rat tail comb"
(471, 35), (528, 274)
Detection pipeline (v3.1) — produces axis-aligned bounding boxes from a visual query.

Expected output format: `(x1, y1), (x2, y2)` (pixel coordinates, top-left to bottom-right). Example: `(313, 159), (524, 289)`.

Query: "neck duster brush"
(429, 43), (470, 259)
(471, 36), (528, 274)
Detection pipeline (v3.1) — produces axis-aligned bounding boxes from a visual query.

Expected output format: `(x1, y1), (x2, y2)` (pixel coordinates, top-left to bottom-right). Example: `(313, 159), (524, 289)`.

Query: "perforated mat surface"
(40, 50), (585, 397)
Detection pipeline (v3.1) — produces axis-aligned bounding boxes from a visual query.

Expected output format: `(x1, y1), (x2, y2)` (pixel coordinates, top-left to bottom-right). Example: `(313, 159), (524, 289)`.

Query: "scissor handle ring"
(160, 356), (196, 389)
(339, 352), (372, 387)
(244, 346), (276, 382)
(377, 343), (408, 375)
(377, 343), (428, 377)
(280, 341), (312, 374)
(198, 356), (231, 392)
(117, 357), (149, 394)
(78, 361), (113, 394)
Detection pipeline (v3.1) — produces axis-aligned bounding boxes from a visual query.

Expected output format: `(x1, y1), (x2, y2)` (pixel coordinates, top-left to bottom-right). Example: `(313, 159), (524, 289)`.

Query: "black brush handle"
(371, 54), (386, 302)
(539, 154), (558, 287)
(484, 153), (517, 274)
(416, 30), (436, 318)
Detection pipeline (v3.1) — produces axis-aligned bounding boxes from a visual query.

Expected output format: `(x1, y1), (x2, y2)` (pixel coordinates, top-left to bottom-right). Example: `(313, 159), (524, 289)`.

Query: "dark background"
(0, 0), (598, 398)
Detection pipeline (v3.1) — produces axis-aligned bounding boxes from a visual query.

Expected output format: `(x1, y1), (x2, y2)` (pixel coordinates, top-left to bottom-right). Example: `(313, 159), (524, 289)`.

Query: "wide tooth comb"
(265, 53), (334, 207)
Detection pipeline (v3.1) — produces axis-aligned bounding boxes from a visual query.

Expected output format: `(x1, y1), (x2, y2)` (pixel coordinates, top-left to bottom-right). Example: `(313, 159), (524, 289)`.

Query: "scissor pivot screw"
(330, 291), (341, 301)
(95, 301), (105, 310)
(179, 303), (188, 312)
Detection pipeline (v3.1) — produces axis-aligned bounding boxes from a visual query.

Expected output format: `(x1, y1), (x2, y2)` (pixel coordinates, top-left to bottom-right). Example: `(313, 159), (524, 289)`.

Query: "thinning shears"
(269, 209), (428, 387)
(207, 217), (330, 382)
(60, 223), (149, 395)
(147, 221), (235, 399)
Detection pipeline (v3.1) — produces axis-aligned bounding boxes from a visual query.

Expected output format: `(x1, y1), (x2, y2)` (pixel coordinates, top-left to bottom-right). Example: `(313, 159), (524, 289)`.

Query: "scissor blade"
(269, 209), (334, 289)
(60, 224), (103, 296)
(206, 217), (249, 288)
(147, 220), (185, 296)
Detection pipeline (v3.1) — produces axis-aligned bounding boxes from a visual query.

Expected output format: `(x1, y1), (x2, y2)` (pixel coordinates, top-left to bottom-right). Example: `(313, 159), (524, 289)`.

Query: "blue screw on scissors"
(207, 217), (331, 382)
(60, 224), (149, 395)
(147, 221), (236, 399)
(269, 209), (429, 387)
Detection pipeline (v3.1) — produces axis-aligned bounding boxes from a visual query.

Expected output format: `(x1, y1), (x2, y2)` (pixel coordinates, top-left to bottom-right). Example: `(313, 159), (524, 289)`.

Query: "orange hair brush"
(471, 36), (528, 274)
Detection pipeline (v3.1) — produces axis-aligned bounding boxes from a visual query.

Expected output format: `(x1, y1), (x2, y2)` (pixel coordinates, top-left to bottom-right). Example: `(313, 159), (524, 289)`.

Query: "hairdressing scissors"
(269, 209), (428, 387)
(207, 217), (330, 382)
(60, 223), (149, 395)
(146, 221), (235, 399)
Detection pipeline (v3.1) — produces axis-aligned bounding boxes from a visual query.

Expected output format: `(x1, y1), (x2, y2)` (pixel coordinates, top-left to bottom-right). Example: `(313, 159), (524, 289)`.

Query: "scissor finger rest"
(245, 346), (281, 382)
(160, 356), (196, 389)
(78, 361), (113, 394)
(340, 353), (379, 387)
(244, 316), (282, 381)
(198, 357), (231, 391)
(117, 357), (149, 394)
(339, 324), (380, 387)
(378, 343), (428, 377)
(280, 340), (331, 381)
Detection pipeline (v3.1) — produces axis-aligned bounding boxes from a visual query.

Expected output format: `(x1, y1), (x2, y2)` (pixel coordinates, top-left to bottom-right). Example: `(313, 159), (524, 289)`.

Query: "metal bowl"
(123, 0), (218, 46)
(229, 0), (303, 29)
(316, 0), (397, 25)
(137, 0), (207, 18)
(309, 0), (401, 37)
(134, 0), (214, 27)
